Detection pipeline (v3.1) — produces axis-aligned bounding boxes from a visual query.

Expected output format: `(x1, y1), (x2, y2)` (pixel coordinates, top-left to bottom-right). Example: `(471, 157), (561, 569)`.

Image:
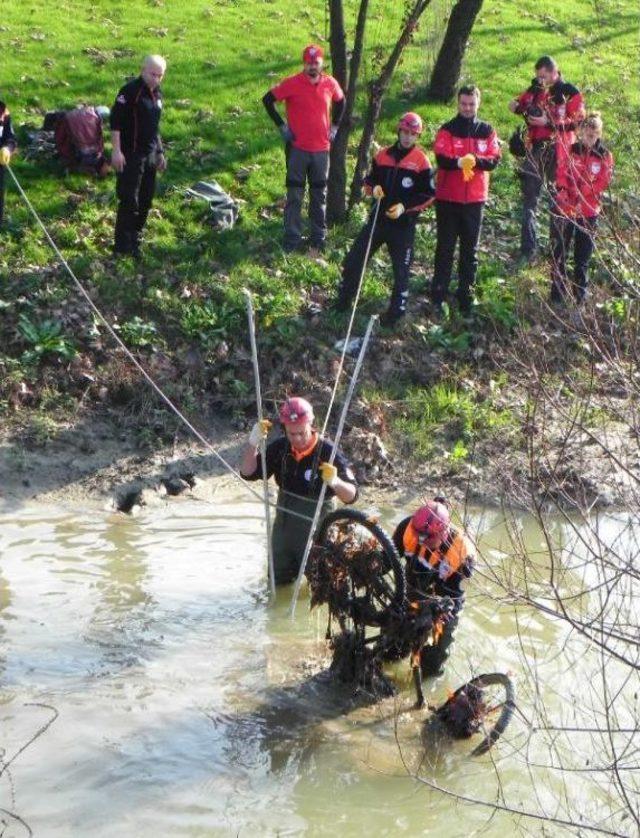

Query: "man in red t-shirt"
(262, 45), (345, 254)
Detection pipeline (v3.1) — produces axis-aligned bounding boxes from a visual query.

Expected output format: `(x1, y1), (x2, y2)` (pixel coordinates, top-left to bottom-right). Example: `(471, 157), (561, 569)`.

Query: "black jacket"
(245, 434), (357, 501)
(110, 77), (163, 156)
(0, 103), (17, 152)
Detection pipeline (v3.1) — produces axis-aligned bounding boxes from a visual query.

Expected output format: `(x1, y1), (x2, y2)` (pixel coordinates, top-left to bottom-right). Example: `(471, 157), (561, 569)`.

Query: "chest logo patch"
(477, 140), (487, 153)
(402, 176), (414, 188)
(304, 468), (313, 482)
(590, 162), (601, 174)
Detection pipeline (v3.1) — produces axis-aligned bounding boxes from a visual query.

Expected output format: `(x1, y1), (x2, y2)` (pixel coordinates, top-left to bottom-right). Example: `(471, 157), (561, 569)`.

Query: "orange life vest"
(402, 521), (470, 580)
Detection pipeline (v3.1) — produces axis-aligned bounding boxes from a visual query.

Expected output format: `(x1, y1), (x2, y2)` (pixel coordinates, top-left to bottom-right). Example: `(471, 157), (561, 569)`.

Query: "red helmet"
(279, 396), (314, 426)
(303, 44), (324, 63)
(397, 112), (423, 135)
(411, 500), (450, 538)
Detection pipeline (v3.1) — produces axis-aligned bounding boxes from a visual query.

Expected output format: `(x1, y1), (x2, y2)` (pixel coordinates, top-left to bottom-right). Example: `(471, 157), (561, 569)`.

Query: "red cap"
(411, 500), (450, 538)
(397, 111), (423, 135)
(303, 44), (324, 63)
(279, 396), (314, 426)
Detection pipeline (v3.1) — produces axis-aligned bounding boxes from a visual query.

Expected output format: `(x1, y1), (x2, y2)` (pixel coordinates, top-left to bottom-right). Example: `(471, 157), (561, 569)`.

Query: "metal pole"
(289, 314), (378, 617)
(243, 289), (276, 600)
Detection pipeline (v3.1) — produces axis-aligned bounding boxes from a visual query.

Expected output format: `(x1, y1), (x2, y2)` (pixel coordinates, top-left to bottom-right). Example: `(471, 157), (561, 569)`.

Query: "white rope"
(243, 289), (276, 599)
(289, 314), (378, 617)
(319, 196), (382, 440)
(6, 164), (318, 522)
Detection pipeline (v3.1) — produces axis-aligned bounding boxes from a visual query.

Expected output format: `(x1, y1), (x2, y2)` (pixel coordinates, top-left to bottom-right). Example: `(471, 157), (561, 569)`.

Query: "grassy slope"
(0, 0), (638, 467)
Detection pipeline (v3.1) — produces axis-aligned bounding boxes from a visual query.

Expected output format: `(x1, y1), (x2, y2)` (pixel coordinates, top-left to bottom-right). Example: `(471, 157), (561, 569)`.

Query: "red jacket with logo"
(434, 115), (501, 204)
(364, 143), (435, 222)
(514, 77), (585, 145)
(555, 140), (613, 219)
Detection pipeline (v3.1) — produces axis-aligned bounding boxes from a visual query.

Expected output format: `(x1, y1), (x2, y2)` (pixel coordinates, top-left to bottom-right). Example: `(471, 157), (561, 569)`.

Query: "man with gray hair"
(110, 55), (167, 257)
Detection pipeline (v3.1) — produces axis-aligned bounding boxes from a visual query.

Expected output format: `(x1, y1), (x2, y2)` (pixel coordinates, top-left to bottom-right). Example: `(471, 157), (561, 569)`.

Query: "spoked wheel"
(307, 508), (406, 629)
(433, 672), (516, 756)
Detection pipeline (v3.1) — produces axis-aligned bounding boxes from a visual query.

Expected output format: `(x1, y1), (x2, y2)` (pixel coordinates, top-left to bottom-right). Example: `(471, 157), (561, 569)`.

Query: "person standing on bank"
(110, 55), (167, 257)
(335, 112), (435, 328)
(509, 55), (585, 265)
(240, 397), (357, 585)
(262, 45), (345, 255)
(430, 85), (501, 315)
(551, 113), (613, 306)
(0, 100), (17, 227)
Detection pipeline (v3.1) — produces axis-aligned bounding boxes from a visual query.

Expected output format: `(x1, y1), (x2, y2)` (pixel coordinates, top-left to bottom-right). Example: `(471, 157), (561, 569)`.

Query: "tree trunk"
(329, 0), (348, 93)
(327, 0), (370, 224)
(427, 0), (483, 102)
(349, 0), (432, 209)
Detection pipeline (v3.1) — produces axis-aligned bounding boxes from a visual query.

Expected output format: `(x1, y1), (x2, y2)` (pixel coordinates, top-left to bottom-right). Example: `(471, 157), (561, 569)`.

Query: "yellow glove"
(372, 185), (385, 200)
(0, 147), (11, 166)
(319, 462), (338, 488)
(385, 203), (405, 220)
(248, 419), (272, 447)
(459, 153), (476, 182)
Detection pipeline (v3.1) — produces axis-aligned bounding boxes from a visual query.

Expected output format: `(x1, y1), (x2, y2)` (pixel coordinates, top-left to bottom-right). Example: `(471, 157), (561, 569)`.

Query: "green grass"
(0, 0), (638, 451)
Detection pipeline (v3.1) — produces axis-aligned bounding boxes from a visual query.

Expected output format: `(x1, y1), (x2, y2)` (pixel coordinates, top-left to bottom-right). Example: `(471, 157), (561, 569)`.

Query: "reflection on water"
(0, 492), (629, 835)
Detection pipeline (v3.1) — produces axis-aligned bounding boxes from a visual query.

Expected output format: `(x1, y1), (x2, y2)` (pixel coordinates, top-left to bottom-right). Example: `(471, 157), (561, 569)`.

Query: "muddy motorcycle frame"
(306, 508), (515, 755)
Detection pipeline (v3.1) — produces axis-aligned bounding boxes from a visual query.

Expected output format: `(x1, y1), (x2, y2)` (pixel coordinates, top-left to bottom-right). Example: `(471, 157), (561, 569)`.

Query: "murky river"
(0, 485), (633, 836)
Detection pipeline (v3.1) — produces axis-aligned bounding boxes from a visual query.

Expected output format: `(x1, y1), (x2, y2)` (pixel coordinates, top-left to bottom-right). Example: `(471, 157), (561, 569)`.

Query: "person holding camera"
(509, 56), (585, 265)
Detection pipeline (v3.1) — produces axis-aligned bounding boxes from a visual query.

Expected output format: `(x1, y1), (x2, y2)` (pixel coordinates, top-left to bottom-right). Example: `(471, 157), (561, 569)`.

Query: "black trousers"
(431, 200), (484, 313)
(114, 152), (157, 254)
(419, 613), (459, 676)
(519, 141), (556, 257)
(340, 216), (416, 315)
(0, 165), (5, 225)
(550, 214), (597, 303)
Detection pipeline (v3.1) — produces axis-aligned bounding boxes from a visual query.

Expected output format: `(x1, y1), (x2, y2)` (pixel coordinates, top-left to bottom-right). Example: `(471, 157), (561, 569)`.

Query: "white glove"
(249, 419), (272, 447)
(329, 125), (338, 142)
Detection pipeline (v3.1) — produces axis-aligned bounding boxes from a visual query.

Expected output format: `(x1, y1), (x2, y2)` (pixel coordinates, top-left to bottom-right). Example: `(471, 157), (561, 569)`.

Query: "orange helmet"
(279, 396), (314, 426)
(397, 112), (423, 135)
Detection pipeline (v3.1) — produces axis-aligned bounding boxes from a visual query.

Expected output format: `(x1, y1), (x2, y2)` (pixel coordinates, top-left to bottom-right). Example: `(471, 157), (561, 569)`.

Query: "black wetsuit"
(245, 434), (357, 584)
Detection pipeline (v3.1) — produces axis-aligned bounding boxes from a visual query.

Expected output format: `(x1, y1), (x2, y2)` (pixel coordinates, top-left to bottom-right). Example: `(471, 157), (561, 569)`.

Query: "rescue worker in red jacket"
(430, 86), (501, 315)
(240, 397), (358, 585)
(0, 100), (17, 227)
(509, 55), (585, 264)
(335, 112), (435, 328)
(262, 45), (345, 255)
(551, 113), (613, 305)
(393, 498), (474, 677)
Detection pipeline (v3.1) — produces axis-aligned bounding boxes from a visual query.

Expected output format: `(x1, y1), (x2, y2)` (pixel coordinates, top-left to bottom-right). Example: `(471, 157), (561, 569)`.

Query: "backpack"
(54, 107), (105, 171)
(184, 180), (239, 229)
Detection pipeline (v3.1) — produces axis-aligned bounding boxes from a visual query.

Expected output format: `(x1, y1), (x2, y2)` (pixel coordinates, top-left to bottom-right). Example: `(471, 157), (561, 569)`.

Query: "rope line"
(6, 165), (318, 523)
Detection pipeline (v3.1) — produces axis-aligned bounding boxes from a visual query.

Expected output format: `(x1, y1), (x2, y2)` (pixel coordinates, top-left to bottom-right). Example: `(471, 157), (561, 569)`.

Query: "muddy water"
(0, 487), (621, 836)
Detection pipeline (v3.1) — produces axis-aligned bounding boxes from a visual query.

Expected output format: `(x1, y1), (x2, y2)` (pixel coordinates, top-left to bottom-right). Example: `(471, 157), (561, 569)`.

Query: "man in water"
(393, 498), (474, 676)
(240, 396), (357, 585)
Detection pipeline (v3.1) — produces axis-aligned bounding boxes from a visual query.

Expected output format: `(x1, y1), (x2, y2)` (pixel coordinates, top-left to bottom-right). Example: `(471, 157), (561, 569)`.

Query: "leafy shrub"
(18, 314), (77, 365)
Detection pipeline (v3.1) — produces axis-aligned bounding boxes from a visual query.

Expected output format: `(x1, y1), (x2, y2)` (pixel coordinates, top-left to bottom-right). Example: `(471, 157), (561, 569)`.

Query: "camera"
(526, 105), (544, 119)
